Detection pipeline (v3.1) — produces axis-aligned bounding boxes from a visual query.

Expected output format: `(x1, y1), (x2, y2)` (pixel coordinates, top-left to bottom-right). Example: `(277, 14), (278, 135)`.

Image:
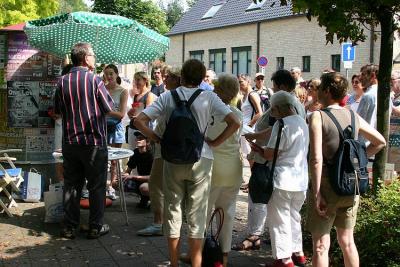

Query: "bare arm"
(248, 93), (263, 127)
(206, 112), (241, 147)
(244, 127), (272, 143)
(357, 115), (386, 156)
(309, 112), (328, 217)
(116, 89), (129, 118)
(133, 112), (161, 143)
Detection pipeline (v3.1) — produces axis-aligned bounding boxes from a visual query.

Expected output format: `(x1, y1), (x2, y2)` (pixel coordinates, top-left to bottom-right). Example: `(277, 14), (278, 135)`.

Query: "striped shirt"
(55, 66), (114, 146)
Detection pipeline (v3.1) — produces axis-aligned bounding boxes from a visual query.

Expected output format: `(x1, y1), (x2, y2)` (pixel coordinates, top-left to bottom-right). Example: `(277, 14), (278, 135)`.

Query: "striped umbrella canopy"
(24, 12), (170, 64)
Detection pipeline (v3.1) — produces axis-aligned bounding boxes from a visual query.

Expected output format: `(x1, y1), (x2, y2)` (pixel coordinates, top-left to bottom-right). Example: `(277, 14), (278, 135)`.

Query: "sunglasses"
(256, 77), (264, 81)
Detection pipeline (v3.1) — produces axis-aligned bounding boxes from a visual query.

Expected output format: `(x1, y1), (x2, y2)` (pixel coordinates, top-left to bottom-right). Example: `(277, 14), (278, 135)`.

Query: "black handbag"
(202, 208), (224, 267)
(248, 119), (284, 204)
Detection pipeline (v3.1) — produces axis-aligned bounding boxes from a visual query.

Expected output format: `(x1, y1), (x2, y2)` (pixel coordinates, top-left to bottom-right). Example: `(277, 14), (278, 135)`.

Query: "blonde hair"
(215, 74), (240, 104)
(294, 85), (308, 104)
(134, 71), (150, 88)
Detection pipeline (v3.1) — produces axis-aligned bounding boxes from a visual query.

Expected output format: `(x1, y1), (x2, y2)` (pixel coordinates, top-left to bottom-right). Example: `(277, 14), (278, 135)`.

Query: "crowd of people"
(54, 42), (400, 267)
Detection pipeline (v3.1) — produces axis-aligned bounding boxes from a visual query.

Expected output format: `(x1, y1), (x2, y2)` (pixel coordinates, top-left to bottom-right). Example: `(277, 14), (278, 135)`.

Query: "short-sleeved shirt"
(266, 114), (309, 192)
(357, 84), (377, 128)
(55, 66), (114, 146)
(151, 83), (165, 96)
(143, 86), (232, 160)
(127, 148), (154, 175)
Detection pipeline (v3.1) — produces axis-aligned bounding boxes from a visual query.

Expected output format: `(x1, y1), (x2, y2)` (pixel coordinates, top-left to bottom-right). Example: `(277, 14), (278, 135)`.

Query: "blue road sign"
(257, 56), (268, 67)
(342, 43), (355, 62)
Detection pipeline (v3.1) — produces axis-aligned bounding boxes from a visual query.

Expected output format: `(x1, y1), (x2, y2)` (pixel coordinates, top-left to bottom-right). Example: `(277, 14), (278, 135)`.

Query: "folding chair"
(0, 150), (24, 217)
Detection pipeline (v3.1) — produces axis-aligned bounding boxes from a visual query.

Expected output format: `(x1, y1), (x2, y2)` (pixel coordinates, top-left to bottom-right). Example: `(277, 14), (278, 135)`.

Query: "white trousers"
(207, 185), (240, 253)
(247, 194), (268, 236)
(267, 189), (306, 259)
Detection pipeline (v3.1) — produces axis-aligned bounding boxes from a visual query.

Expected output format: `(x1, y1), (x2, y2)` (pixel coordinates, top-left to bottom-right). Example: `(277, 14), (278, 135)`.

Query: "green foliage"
(0, 0), (59, 27)
(58, 0), (89, 13)
(328, 179), (400, 266)
(92, 0), (169, 34)
(161, 0), (185, 29)
(254, 0), (400, 44)
(186, 0), (197, 8)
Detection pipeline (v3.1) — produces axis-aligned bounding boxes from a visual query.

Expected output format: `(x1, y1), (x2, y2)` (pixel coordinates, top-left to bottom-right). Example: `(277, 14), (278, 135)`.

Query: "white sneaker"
(137, 224), (163, 236)
(106, 187), (118, 201)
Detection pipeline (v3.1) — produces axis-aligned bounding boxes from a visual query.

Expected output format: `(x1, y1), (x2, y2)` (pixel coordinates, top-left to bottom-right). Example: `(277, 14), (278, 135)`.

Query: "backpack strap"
(248, 91), (257, 119)
(170, 89), (182, 107)
(187, 89), (203, 107)
(322, 108), (345, 140)
(349, 109), (355, 139)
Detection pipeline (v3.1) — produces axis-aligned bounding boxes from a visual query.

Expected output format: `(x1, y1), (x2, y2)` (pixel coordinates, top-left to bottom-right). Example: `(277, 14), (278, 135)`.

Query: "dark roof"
(168, 0), (295, 36)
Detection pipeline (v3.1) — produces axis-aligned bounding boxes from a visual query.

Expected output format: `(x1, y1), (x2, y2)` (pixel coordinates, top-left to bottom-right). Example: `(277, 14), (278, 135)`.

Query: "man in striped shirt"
(55, 42), (119, 239)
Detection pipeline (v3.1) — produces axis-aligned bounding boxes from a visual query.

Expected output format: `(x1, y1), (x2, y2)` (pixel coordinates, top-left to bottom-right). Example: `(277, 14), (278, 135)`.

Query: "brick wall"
(166, 15), (384, 88)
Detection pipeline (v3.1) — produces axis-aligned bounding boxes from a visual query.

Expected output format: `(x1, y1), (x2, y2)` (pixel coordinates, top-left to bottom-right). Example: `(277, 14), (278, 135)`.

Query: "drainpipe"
(182, 33), (185, 64)
(256, 22), (261, 72)
(369, 24), (375, 63)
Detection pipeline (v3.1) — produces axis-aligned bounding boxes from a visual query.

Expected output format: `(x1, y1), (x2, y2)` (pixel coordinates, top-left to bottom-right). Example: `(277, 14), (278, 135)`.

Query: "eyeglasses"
(256, 77), (264, 81)
(352, 80), (360, 84)
(86, 54), (96, 58)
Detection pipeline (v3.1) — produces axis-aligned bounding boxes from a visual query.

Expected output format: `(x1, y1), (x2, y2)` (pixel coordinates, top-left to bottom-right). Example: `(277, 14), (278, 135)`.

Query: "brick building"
(165, 0), (400, 84)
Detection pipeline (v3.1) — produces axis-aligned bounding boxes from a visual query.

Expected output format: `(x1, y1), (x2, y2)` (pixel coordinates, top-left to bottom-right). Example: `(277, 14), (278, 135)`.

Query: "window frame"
(189, 50), (204, 63)
(232, 46), (252, 76)
(202, 3), (224, 19)
(276, 57), (284, 70)
(302, 56), (311, 72)
(331, 54), (341, 72)
(209, 48), (226, 74)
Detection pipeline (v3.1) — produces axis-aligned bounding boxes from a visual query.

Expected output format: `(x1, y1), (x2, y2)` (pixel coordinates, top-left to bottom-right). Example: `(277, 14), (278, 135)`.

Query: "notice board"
(0, 31), (61, 162)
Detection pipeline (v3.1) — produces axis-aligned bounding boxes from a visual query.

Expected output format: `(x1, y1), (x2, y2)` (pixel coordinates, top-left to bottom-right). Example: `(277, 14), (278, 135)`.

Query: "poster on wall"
(7, 81), (57, 128)
(6, 33), (62, 81)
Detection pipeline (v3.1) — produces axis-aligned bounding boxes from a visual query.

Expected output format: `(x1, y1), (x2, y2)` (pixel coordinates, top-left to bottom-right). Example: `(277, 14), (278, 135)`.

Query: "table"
(108, 147), (134, 225)
(52, 147), (134, 225)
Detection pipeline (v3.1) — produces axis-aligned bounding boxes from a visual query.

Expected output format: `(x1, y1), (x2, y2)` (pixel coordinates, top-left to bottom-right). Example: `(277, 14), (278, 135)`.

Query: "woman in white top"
(346, 74), (364, 113)
(238, 74), (262, 164)
(206, 74), (243, 267)
(251, 91), (309, 267)
(104, 64), (128, 193)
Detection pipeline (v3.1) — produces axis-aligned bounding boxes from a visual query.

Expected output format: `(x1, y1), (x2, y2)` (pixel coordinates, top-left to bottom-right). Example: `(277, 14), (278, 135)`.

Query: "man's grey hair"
(206, 69), (216, 80)
(71, 42), (92, 66)
(290, 67), (301, 74)
(270, 90), (297, 112)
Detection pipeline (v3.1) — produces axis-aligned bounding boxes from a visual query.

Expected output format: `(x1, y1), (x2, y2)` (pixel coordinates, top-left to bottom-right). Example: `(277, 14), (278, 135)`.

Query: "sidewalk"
(0, 165), (274, 267)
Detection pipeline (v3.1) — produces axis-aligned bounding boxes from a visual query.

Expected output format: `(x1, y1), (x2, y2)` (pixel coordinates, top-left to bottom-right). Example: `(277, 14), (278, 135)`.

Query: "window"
(190, 50), (204, 63)
(331, 54), (341, 72)
(202, 3), (224, 19)
(232, 46), (252, 76)
(302, 56), (311, 72)
(276, 57), (284, 70)
(246, 0), (267, 11)
(209, 49), (226, 74)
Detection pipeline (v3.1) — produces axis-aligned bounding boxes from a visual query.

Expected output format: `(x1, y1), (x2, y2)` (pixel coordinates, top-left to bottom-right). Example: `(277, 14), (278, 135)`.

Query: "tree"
(160, 0), (185, 29)
(254, 0), (400, 193)
(92, 0), (169, 34)
(0, 0), (59, 27)
(58, 0), (89, 13)
(186, 0), (197, 8)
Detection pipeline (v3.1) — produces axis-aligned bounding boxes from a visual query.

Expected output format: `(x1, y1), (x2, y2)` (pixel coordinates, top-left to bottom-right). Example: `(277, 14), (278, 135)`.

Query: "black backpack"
(323, 109), (369, 196)
(161, 89), (204, 164)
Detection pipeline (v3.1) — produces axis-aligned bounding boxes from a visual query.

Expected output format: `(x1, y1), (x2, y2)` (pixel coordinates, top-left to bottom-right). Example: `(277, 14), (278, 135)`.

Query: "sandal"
(232, 237), (261, 251)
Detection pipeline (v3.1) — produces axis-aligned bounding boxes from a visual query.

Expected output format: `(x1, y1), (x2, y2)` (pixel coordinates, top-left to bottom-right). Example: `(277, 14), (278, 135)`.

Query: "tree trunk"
(373, 8), (394, 193)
